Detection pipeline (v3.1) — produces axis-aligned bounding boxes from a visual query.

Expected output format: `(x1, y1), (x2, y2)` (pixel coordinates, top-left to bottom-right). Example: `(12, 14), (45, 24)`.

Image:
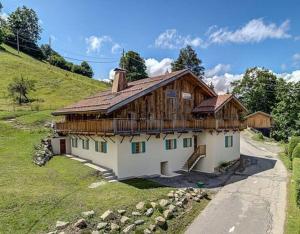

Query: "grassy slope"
(0, 44), (108, 111)
(279, 151), (300, 234)
(0, 45), (209, 233)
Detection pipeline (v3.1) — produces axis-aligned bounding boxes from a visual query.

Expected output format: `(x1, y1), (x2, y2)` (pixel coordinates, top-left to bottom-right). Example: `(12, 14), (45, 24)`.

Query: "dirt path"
(185, 132), (288, 234)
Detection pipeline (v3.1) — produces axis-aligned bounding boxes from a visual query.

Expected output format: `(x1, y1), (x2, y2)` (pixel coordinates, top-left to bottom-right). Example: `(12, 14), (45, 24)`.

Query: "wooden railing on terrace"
(55, 118), (246, 134)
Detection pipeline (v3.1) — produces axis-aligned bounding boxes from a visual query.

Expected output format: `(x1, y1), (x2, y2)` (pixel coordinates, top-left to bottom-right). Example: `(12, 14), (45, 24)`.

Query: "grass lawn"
(0, 44), (108, 111)
(279, 149), (300, 234)
(0, 117), (209, 234)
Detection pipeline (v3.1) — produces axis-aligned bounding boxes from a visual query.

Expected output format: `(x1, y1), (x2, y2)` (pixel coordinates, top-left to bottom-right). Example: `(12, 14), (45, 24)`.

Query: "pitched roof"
(52, 69), (216, 116)
(245, 111), (272, 119)
(192, 94), (247, 113)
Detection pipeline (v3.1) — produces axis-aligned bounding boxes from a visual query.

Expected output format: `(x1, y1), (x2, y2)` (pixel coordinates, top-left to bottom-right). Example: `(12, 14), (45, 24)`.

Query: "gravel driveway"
(185, 131), (288, 234)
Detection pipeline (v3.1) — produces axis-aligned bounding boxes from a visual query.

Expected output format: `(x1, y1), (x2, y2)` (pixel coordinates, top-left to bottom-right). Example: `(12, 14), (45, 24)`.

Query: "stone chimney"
(112, 68), (127, 93)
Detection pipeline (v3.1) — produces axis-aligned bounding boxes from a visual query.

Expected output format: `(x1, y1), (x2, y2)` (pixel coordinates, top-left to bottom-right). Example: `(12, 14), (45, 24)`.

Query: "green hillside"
(0, 44), (108, 111)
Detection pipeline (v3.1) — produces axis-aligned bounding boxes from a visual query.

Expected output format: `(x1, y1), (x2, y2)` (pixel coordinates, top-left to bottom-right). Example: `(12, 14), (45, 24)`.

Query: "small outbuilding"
(245, 111), (273, 135)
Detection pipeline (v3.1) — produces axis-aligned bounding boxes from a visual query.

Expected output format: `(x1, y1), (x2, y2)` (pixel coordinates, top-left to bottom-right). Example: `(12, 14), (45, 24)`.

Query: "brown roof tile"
(53, 69), (215, 115)
(192, 94), (233, 113)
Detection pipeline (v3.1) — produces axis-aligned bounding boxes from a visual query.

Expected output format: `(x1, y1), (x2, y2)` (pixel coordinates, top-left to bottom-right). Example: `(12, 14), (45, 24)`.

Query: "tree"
(231, 67), (277, 113)
(171, 45), (204, 78)
(119, 50), (147, 81)
(5, 6), (44, 59)
(49, 54), (71, 71)
(8, 76), (36, 105)
(0, 1), (4, 44)
(271, 80), (300, 141)
(80, 61), (94, 78)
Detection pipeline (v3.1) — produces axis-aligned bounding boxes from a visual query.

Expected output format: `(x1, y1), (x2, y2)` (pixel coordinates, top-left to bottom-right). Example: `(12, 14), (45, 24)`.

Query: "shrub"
(288, 136), (300, 158)
(292, 143), (300, 159)
(296, 179), (300, 207)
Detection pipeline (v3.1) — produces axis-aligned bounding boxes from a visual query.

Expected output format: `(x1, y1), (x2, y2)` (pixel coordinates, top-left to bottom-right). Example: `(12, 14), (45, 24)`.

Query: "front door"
(60, 139), (66, 154)
(194, 135), (198, 151)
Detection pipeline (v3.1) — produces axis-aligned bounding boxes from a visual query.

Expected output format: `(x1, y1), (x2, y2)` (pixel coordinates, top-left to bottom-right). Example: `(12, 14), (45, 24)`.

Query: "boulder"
(168, 204), (176, 212)
(118, 209), (126, 215)
(134, 220), (145, 225)
(110, 223), (120, 231)
(120, 216), (130, 224)
(132, 211), (142, 216)
(101, 210), (116, 221)
(97, 222), (108, 230)
(144, 228), (152, 234)
(185, 193), (192, 199)
(123, 224), (135, 233)
(193, 197), (200, 202)
(46, 232), (57, 234)
(149, 224), (156, 232)
(167, 191), (174, 198)
(145, 208), (154, 217)
(150, 202), (157, 208)
(155, 216), (166, 227)
(91, 231), (100, 234)
(181, 197), (188, 204)
(73, 219), (87, 229)
(159, 199), (169, 207)
(56, 221), (69, 230)
(136, 201), (145, 210)
(163, 209), (173, 220)
(175, 201), (183, 207)
(82, 210), (95, 218)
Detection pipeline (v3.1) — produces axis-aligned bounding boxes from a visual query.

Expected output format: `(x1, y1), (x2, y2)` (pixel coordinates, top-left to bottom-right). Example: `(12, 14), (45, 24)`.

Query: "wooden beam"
(107, 136), (115, 144)
(100, 136), (107, 142)
(130, 135), (135, 142)
(177, 133), (182, 139)
(163, 134), (168, 140)
(120, 136), (125, 144)
(146, 135), (152, 141)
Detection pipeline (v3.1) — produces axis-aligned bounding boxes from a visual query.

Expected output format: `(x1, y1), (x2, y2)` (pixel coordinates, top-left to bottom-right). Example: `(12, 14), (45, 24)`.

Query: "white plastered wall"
(70, 136), (118, 173)
(194, 130), (240, 173)
(116, 132), (195, 179)
(51, 137), (71, 155)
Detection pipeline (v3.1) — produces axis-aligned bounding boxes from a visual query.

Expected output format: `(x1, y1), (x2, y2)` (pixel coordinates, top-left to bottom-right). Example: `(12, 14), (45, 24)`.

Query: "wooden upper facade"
(245, 111), (273, 129)
(53, 69), (248, 135)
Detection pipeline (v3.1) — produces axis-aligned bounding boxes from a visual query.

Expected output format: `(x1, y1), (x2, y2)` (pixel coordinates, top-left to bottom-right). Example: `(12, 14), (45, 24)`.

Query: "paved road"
(185, 131), (288, 234)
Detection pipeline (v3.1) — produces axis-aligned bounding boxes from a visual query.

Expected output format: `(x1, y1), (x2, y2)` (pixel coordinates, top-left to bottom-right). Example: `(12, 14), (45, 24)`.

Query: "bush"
(296, 179), (300, 207)
(292, 143), (300, 159)
(288, 136), (300, 158)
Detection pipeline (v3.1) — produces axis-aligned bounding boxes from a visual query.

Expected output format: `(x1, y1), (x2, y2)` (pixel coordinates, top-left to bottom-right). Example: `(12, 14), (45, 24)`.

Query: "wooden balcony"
(55, 118), (246, 135)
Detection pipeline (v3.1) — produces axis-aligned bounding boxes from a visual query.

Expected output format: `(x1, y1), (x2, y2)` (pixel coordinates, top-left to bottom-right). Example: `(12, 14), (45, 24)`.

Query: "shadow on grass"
(121, 178), (167, 189)
(0, 45), (21, 58)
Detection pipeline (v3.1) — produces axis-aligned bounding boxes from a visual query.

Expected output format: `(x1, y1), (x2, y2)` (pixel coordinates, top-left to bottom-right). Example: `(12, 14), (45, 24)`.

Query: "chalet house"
(52, 69), (248, 180)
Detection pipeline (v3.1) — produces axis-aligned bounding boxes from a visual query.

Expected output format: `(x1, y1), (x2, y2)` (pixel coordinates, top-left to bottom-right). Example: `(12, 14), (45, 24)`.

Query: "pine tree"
(119, 50), (147, 82)
(171, 45), (204, 78)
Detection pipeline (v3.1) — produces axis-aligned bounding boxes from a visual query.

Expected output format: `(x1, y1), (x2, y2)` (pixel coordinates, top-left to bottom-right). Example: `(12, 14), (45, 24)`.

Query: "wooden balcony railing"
(55, 118), (246, 134)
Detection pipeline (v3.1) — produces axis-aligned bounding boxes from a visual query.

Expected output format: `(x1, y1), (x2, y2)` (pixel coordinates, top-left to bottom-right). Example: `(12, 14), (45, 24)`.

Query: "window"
(95, 141), (107, 153)
(225, 136), (233, 148)
(71, 138), (78, 148)
(183, 138), (192, 148)
(131, 142), (146, 154)
(82, 139), (89, 150)
(165, 139), (177, 150)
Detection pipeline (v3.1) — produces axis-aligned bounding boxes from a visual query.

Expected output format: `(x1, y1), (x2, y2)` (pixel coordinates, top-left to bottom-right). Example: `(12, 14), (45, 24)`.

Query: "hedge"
(292, 143), (300, 159)
(293, 158), (300, 207)
(288, 136), (300, 158)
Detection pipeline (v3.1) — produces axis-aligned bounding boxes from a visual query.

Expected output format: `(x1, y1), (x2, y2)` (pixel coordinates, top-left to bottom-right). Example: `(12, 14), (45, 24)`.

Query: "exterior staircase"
(182, 145), (206, 172)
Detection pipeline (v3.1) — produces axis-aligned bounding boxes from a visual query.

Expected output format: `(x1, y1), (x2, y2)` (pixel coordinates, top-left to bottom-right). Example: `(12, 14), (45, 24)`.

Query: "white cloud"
(145, 58), (173, 76)
(109, 69), (115, 81)
(207, 19), (290, 45)
(205, 64), (231, 77)
(85, 35), (112, 53)
(111, 43), (121, 54)
(204, 73), (243, 94)
(0, 11), (8, 20)
(154, 29), (203, 49)
(292, 53), (300, 67)
(277, 70), (300, 82)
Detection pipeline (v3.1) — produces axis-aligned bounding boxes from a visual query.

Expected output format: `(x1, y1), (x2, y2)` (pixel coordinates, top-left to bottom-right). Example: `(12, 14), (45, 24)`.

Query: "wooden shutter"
(95, 141), (99, 152)
(131, 142), (136, 154)
(142, 142), (146, 153)
(225, 136), (228, 147)
(174, 139), (177, 149)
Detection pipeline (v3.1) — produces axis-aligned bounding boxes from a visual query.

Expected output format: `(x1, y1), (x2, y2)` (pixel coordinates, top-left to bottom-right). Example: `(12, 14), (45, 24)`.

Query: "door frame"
(193, 135), (198, 151)
(60, 139), (66, 154)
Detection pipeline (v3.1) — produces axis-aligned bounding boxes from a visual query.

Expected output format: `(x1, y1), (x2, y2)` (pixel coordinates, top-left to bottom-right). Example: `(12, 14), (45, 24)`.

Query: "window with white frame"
(131, 142), (146, 154)
(183, 138), (192, 148)
(165, 139), (177, 150)
(71, 137), (78, 148)
(82, 139), (89, 150)
(95, 141), (107, 153)
(225, 136), (233, 148)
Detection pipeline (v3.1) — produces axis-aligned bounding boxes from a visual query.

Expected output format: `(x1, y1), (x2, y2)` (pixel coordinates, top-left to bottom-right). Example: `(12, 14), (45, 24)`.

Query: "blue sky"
(1, 0), (300, 91)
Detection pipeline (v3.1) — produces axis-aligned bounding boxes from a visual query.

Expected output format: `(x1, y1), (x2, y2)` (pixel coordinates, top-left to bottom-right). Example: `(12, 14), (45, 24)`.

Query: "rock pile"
(33, 137), (53, 166)
(47, 188), (209, 233)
